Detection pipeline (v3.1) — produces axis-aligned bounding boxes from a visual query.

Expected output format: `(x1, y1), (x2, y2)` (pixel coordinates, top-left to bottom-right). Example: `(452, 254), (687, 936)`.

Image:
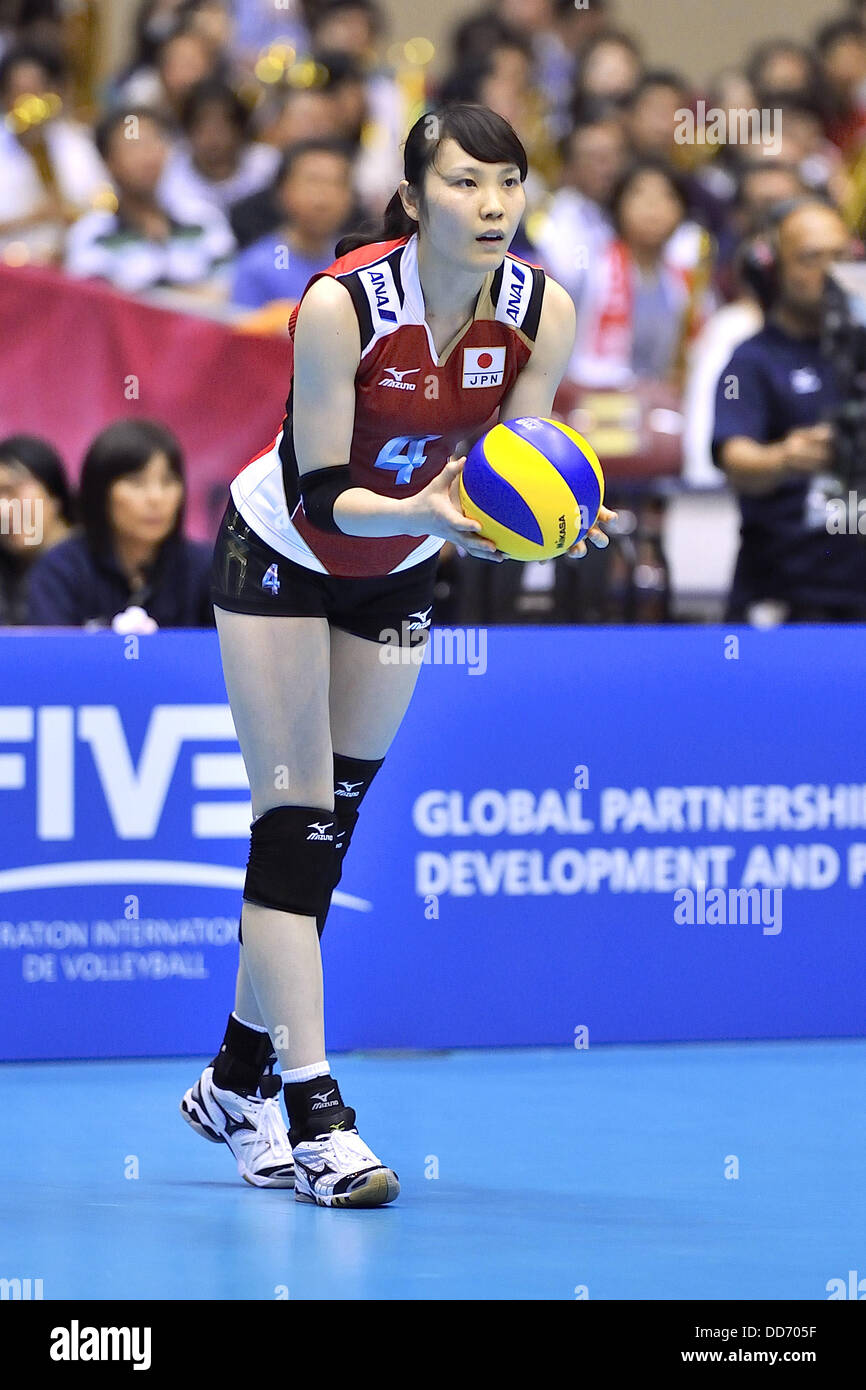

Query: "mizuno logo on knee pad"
(244, 805), (339, 919)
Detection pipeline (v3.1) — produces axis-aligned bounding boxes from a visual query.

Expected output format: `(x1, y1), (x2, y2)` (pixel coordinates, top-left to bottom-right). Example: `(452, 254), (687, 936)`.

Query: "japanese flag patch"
(462, 346), (506, 388)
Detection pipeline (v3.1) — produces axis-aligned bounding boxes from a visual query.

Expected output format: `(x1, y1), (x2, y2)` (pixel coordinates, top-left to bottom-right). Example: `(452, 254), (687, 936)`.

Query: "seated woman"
(567, 156), (715, 388)
(0, 434), (74, 624)
(25, 418), (215, 628)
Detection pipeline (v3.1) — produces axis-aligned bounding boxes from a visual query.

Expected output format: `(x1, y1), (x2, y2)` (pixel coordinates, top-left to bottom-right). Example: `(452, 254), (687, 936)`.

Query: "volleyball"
(457, 417), (605, 562)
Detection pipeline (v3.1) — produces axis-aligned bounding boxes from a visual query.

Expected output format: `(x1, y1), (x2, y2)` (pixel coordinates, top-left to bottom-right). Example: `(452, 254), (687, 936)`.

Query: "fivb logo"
(0, 704), (251, 842)
(0, 702), (374, 910)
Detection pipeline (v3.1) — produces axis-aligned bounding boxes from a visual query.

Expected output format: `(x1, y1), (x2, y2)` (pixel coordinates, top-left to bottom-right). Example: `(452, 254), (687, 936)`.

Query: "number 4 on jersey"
(373, 433), (442, 485)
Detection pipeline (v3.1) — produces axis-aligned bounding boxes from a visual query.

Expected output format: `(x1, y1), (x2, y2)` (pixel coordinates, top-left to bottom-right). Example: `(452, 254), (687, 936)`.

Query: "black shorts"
(210, 499), (438, 645)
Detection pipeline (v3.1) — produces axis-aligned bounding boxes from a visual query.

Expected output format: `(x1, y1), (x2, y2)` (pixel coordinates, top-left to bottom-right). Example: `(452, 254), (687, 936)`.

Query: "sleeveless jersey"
(230, 230), (546, 578)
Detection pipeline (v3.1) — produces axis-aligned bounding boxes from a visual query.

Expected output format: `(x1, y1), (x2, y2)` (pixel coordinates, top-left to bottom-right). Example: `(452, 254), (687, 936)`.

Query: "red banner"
(0, 265), (292, 541)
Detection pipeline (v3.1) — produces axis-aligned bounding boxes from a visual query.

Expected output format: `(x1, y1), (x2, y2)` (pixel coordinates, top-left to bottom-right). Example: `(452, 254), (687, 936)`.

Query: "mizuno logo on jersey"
(307, 821), (335, 841)
(462, 346), (506, 388)
(378, 366), (419, 390)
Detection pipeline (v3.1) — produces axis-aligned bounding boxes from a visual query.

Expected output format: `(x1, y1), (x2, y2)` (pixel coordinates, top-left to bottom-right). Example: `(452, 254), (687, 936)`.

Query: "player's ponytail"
(334, 101), (527, 258)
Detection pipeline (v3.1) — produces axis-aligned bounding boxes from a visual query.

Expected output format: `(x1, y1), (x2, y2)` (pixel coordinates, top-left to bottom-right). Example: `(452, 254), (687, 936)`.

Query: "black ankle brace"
(211, 1012), (276, 1095)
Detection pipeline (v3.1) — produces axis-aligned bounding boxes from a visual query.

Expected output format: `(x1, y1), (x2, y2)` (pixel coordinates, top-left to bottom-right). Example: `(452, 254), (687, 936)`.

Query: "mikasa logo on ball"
(462, 346), (505, 388)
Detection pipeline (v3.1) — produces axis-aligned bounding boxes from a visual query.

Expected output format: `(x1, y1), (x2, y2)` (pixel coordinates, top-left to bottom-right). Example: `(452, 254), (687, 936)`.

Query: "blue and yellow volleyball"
(458, 417), (605, 562)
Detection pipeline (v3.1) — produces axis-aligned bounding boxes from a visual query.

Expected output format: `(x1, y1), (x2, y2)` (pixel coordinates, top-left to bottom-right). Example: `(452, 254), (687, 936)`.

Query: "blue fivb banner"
(0, 627), (864, 1060)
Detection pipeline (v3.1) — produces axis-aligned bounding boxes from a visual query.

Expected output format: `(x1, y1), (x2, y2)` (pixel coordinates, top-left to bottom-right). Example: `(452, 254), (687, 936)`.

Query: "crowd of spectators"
(1, 0), (866, 628)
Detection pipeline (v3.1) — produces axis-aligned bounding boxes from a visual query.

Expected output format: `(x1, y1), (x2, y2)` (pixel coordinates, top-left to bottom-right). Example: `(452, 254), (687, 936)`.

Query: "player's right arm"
(291, 275), (501, 559)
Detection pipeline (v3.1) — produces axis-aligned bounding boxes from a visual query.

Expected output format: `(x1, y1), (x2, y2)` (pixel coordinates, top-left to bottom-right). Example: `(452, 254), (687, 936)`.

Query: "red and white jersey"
(230, 231), (546, 577)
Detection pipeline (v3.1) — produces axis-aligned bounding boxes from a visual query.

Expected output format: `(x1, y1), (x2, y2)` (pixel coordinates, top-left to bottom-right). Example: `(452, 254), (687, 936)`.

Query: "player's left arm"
(497, 276), (616, 558)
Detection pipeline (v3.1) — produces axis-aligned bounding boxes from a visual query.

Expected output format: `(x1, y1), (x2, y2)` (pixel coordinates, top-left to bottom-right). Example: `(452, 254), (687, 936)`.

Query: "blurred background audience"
(0, 0), (865, 627)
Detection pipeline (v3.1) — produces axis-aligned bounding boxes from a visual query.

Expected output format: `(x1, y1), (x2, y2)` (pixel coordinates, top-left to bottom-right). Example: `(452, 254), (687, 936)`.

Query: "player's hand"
(406, 455), (505, 561)
(780, 424), (833, 474)
(566, 504), (619, 558)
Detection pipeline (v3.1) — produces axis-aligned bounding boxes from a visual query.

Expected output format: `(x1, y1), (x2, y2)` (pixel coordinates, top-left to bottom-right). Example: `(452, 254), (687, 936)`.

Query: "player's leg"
(182, 605), (334, 1187)
(215, 605), (335, 1070)
(314, 562), (436, 940)
(284, 614), (429, 1206)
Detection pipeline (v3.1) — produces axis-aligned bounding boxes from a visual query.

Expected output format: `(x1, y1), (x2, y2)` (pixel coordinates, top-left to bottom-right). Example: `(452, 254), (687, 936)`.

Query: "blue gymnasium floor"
(1, 1040), (864, 1301)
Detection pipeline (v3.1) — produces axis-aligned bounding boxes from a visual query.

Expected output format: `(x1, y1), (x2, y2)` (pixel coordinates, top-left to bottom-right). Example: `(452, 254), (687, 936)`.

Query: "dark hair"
(305, 0), (384, 40)
(180, 77), (251, 136)
(557, 111), (625, 165)
(78, 420), (185, 559)
(438, 27), (534, 108)
(609, 156), (689, 236)
(334, 102), (528, 258)
(628, 68), (690, 105)
(733, 158), (805, 209)
(314, 48), (366, 90)
(157, 13), (217, 57)
(274, 135), (355, 187)
(0, 40), (65, 96)
(755, 87), (826, 122)
(0, 433), (74, 524)
(449, 14), (515, 65)
(814, 16), (866, 57)
(745, 38), (816, 89)
(125, 0), (180, 73)
(569, 27), (644, 123)
(94, 104), (169, 161)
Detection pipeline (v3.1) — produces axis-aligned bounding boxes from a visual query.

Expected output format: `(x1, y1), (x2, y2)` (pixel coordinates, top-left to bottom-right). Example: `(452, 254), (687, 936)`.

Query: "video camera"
(821, 262), (866, 486)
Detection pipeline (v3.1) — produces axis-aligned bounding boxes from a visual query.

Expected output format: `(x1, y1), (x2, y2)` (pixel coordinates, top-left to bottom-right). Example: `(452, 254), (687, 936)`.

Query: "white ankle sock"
(282, 1060), (330, 1083)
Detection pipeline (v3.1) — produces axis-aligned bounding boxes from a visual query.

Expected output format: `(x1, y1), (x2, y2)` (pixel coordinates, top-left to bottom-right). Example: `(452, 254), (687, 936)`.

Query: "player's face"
(418, 139), (526, 268)
(108, 452), (184, 550)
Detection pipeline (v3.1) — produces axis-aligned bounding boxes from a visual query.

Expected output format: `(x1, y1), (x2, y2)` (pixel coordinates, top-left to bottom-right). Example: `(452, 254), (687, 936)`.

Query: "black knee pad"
(315, 753), (385, 938)
(243, 804), (338, 921)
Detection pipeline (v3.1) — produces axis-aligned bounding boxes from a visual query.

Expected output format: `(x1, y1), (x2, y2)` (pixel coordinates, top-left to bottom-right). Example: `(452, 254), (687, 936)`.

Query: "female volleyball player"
(181, 102), (615, 1207)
